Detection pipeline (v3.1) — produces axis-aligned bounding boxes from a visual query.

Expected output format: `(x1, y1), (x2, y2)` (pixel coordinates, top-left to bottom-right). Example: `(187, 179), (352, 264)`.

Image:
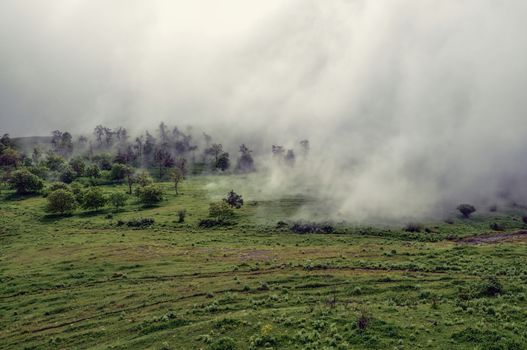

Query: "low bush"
(46, 189), (77, 214)
(404, 223), (422, 233)
(198, 218), (233, 228)
(290, 222), (334, 234)
(119, 218), (155, 228)
(457, 204), (476, 218)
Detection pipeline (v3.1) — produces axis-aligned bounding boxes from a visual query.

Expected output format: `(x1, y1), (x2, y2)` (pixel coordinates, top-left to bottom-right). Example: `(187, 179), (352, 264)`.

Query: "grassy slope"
(0, 175), (526, 349)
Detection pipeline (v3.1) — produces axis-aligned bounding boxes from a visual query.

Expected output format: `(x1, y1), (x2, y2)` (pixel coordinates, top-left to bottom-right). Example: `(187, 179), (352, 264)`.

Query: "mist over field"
(2, 0), (527, 221)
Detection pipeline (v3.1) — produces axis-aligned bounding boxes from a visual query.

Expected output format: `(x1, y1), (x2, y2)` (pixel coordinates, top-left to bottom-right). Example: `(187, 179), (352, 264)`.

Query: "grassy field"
(1, 175), (527, 349)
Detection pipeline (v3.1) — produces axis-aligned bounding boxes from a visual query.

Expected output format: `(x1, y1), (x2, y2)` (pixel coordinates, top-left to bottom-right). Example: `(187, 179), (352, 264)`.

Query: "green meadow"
(1, 175), (526, 349)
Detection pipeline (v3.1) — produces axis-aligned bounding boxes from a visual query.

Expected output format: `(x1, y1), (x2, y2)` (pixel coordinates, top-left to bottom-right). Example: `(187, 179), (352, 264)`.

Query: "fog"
(1, 1), (527, 222)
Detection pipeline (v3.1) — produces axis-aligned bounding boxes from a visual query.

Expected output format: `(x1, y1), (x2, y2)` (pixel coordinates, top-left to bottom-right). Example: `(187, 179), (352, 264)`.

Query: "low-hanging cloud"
(1, 1), (527, 222)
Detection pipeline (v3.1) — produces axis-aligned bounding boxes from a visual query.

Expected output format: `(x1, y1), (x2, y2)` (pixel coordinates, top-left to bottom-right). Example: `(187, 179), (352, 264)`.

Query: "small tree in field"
(171, 168), (184, 195)
(209, 201), (233, 219)
(136, 184), (164, 206)
(47, 189), (77, 215)
(9, 169), (44, 194)
(224, 190), (243, 209)
(82, 187), (107, 211)
(109, 192), (128, 211)
(177, 209), (186, 223)
(136, 170), (153, 187)
(457, 204), (476, 218)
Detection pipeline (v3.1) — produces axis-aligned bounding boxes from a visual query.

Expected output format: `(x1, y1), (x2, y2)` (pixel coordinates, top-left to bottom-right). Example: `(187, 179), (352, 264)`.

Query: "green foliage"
(136, 184), (164, 205)
(210, 337), (237, 350)
(46, 189), (77, 214)
(81, 187), (107, 211)
(9, 168), (44, 194)
(457, 204), (476, 218)
(60, 167), (77, 184)
(224, 190), (243, 209)
(136, 170), (153, 187)
(45, 152), (65, 171)
(69, 157), (86, 177)
(109, 192), (128, 210)
(109, 163), (128, 182)
(85, 164), (101, 178)
(209, 201), (233, 219)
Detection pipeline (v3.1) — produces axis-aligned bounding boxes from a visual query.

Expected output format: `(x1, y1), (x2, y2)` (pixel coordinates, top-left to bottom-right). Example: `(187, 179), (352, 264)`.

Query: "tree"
(300, 139), (310, 157)
(272, 145), (285, 158)
(46, 189), (77, 215)
(154, 148), (175, 178)
(69, 157), (86, 177)
(9, 169), (44, 194)
(204, 144), (223, 164)
(82, 187), (107, 211)
(285, 149), (295, 167)
(216, 152), (230, 171)
(45, 151), (65, 172)
(124, 166), (134, 194)
(136, 170), (153, 187)
(109, 163), (128, 182)
(109, 192), (128, 211)
(171, 168), (184, 195)
(209, 201), (233, 219)
(224, 190), (244, 209)
(60, 167), (77, 184)
(136, 184), (164, 205)
(85, 164), (101, 179)
(0, 147), (20, 168)
(31, 147), (42, 165)
(236, 144), (254, 173)
(457, 204), (476, 218)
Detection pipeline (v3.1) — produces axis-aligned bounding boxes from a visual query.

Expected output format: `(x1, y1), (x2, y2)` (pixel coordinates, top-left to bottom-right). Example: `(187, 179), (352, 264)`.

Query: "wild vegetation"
(1, 129), (527, 349)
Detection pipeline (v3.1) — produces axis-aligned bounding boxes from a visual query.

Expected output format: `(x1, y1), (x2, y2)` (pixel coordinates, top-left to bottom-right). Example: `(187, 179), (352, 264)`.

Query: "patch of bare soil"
(458, 230), (527, 244)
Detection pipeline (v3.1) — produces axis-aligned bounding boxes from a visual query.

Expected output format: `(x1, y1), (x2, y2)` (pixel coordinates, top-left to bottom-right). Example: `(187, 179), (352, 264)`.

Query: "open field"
(1, 175), (526, 349)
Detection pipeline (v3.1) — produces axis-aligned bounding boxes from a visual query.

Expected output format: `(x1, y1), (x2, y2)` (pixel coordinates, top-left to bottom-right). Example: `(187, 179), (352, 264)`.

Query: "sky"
(1, 1), (527, 221)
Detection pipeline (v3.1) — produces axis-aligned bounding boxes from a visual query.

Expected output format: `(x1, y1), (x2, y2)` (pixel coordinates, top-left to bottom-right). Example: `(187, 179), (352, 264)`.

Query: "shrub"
(198, 218), (233, 228)
(489, 222), (505, 231)
(522, 216), (527, 225)
(480, 275), (503, 297)
(125, 218), (154, 228)
(136, 171), (153, 187)
(85, 164), (101, 179)
(9, 169), (44, 194)
(290, 222), (334, 234)
(177, 209), (186, 223)
(81, 187), (107, 211)
(109, 163), (128, 182)
(210, 337), (237, 350)
(46, 189), (77, 214)
(457, 204), (476, 218)
(404, 223), (422, 233)
(109, 192), (128, 211)
(209, 201), (234, 218)
(60, 167), (77, 184)
(356, 309), (371, 331)
(136, 184), (164, 205)
(224, 190), (243, 208)
(69, 157), (86, 177)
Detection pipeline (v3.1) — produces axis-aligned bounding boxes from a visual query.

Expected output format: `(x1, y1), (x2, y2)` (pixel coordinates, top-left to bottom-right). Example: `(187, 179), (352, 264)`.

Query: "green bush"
(209, 201), (233, 219)
(109, 163), (128, 182)
(46, 189), (77, 214)
(60, 167), (77, 184)
(136, 184), (164, 205)
(109, 192), (128, 210)
(81, 187), (107, 211)
(9, 169), (44, 194)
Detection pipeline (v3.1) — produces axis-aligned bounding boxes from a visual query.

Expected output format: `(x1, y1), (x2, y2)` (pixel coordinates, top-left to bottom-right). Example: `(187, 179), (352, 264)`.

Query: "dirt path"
(458, 230), (527, 244)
